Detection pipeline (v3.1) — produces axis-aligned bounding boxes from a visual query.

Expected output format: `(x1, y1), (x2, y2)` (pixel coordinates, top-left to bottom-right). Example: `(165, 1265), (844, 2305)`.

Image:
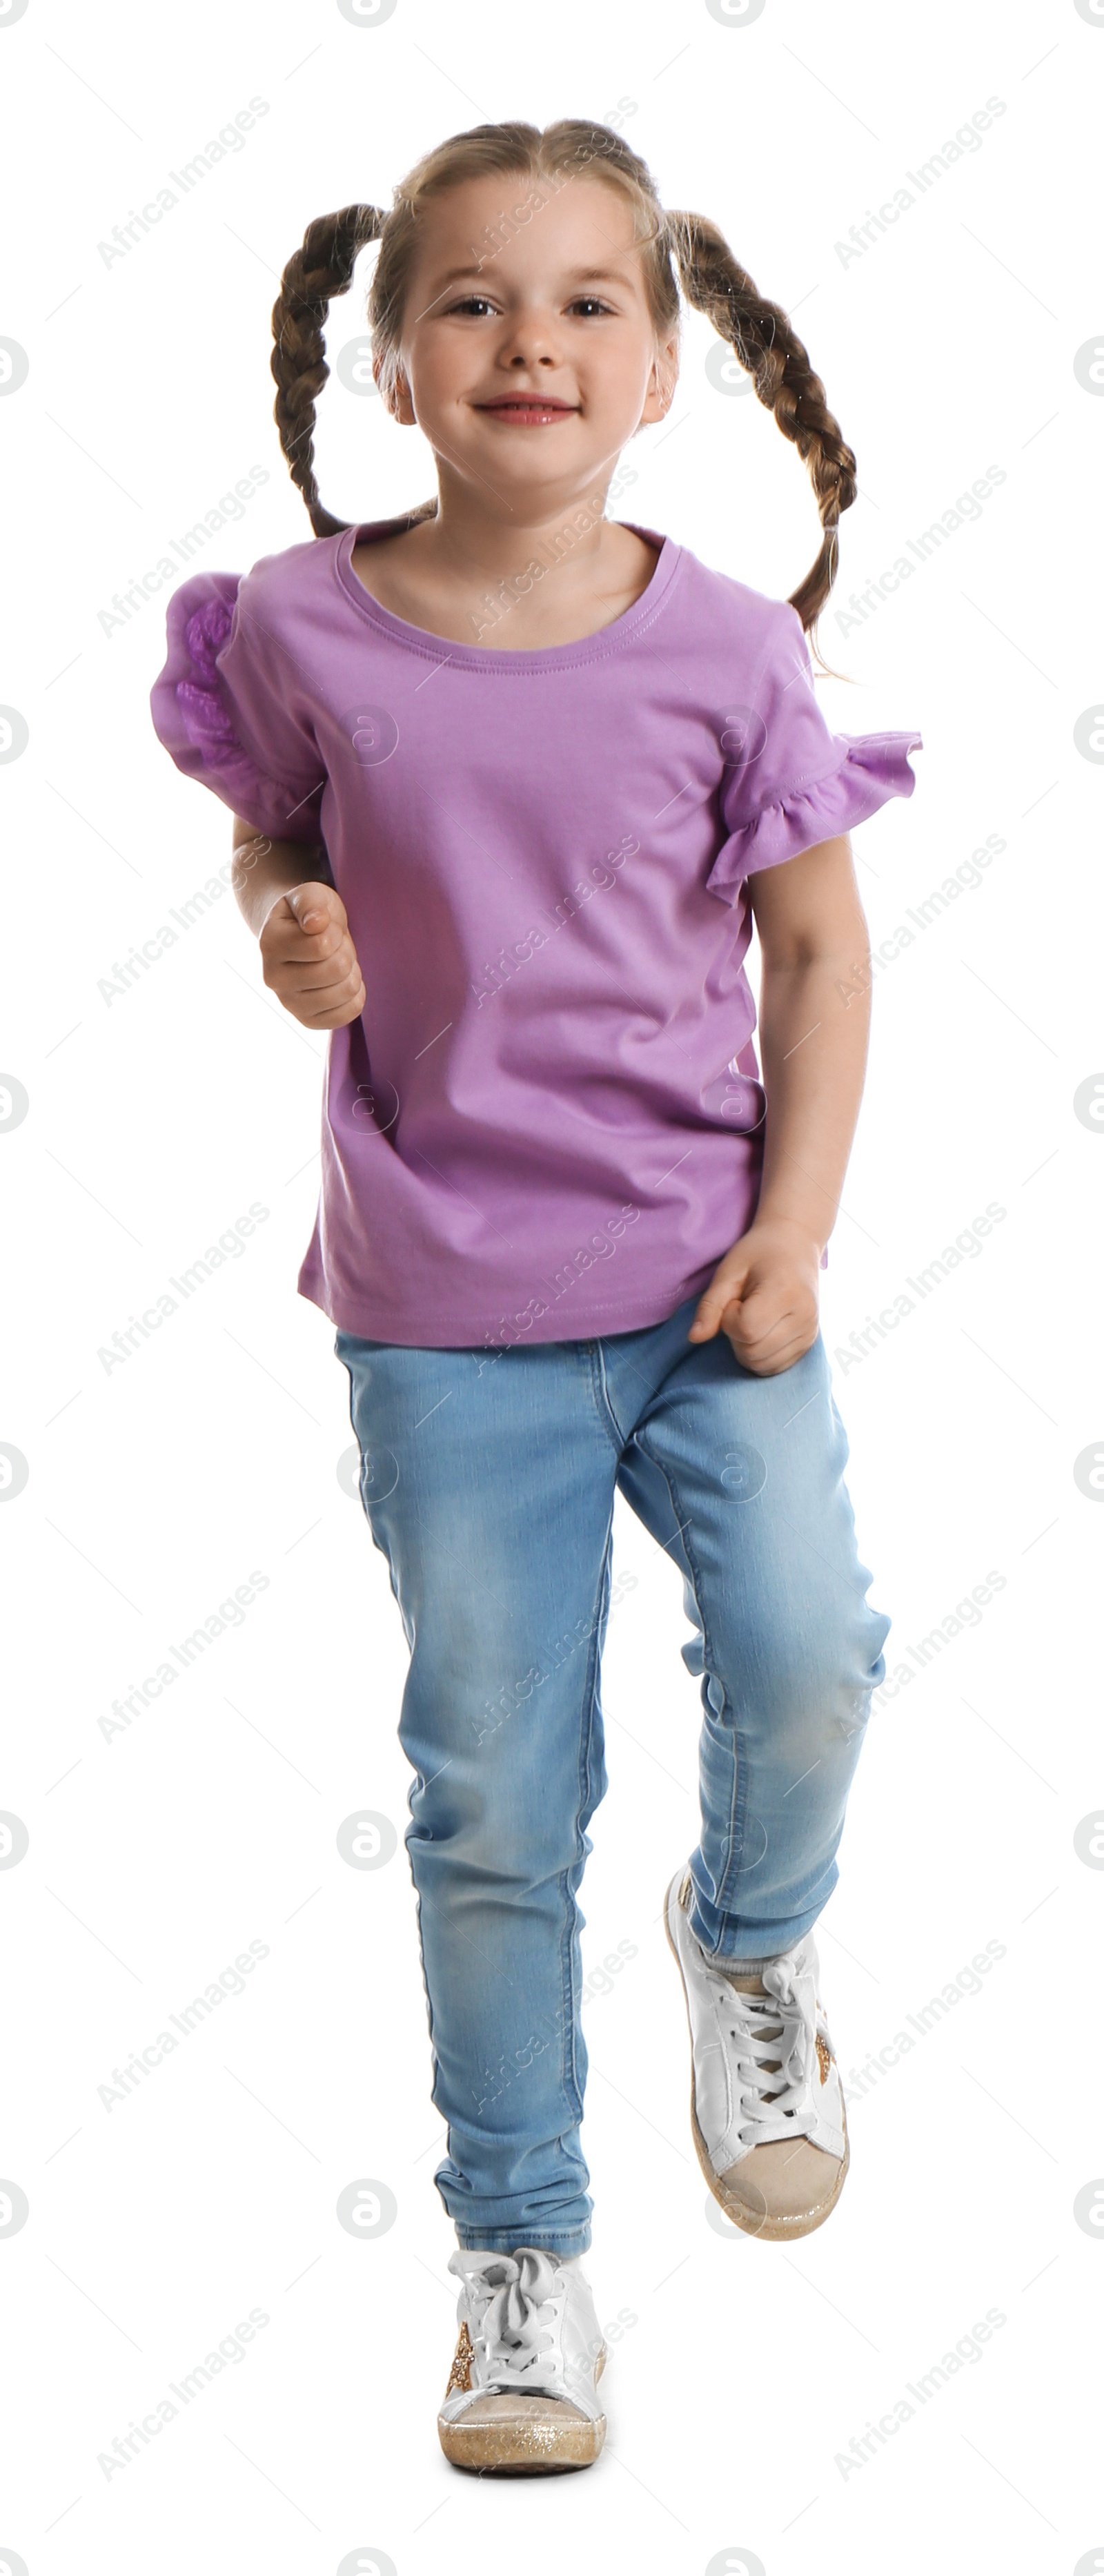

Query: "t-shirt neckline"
(332, 510), (681, 669)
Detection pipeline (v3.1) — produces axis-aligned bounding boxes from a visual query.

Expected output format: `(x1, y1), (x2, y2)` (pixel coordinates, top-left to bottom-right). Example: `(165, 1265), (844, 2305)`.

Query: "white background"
(1, 1), (1101, 2570)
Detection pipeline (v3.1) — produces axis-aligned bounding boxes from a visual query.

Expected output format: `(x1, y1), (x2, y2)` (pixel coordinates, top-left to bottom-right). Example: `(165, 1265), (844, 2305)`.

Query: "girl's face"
(382, 170), (678, 510)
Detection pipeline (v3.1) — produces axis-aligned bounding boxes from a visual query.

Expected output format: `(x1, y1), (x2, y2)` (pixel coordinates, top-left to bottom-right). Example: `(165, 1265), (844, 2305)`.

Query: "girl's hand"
(259, 883), (366, 1029)
(688, 1218), (822, 1375)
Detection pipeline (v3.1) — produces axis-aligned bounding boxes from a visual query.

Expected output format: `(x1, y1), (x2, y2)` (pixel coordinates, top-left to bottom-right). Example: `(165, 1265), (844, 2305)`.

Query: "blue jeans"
(336, 1296), (889, 2256)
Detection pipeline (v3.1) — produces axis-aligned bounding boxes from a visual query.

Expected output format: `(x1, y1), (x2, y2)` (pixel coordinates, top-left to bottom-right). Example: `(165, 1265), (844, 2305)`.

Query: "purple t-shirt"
(150, 511), (920, 1349)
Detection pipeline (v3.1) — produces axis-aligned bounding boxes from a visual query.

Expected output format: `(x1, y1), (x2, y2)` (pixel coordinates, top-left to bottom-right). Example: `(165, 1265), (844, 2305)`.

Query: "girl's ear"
(642, 339), (678, 422)
(384, 363), (417, 426)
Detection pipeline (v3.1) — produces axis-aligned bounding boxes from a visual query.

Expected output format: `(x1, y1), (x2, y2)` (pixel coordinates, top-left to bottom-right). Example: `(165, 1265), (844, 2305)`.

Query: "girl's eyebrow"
(428, 261), (633, 293)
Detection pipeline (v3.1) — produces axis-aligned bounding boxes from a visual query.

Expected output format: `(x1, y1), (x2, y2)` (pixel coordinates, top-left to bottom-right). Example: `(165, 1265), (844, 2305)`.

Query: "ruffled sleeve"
(706, 601), (921, 903)
(150, 571), (327, 847)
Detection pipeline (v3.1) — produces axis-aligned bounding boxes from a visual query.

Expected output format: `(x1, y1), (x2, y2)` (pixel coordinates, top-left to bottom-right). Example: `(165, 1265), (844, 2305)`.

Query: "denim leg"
(336, 1330), (621, 2256)
(604, 1310), (889, 1960)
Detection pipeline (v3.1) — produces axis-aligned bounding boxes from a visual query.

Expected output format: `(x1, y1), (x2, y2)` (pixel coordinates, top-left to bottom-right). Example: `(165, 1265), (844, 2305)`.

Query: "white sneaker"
(664, 1864), (849, 2238)
(437, 2247), (607, 2473)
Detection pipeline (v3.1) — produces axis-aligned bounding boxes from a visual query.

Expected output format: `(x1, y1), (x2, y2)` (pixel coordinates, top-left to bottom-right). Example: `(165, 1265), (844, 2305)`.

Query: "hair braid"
(270, 205), (386, 537)
(666, 210), (857, 635)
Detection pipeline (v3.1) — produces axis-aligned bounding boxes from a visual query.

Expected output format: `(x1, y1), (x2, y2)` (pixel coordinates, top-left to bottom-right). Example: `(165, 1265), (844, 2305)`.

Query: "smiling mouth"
(477, 398), (579, 421)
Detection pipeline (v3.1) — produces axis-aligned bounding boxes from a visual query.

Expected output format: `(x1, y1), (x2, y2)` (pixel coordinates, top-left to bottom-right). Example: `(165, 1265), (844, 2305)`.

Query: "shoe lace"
(711, 1951), (820, 2147)
(447, 2248), (563, 2394)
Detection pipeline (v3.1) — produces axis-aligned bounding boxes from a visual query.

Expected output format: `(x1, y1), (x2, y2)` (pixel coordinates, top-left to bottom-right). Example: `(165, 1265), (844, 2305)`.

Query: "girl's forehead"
(412, 170), (642, 264)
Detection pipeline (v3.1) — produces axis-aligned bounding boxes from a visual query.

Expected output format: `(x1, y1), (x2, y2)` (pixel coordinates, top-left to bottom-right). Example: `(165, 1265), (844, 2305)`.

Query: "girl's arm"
(230, 821), (332, 935)
(230, 819), (365, 1029)
(689, 832), (871, 1374)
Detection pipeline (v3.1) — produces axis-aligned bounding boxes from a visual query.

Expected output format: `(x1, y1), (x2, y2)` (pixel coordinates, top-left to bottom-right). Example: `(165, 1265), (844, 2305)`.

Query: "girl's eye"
(446, 295), (613, 319)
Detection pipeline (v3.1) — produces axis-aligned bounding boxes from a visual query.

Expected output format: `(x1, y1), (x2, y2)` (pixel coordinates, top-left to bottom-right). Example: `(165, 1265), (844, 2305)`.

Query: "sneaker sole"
(438, 2352), (607, 2475)
(664, 1875), (850, 2242)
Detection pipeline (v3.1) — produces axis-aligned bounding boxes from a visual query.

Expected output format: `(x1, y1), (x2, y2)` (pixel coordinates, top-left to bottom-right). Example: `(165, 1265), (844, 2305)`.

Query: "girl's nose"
(496, 316), (562, 371)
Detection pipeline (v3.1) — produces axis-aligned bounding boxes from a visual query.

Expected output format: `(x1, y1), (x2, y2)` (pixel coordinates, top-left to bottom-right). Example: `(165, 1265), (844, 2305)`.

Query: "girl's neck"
(389, 468), (618, 580)
(349, 496), (662, 653)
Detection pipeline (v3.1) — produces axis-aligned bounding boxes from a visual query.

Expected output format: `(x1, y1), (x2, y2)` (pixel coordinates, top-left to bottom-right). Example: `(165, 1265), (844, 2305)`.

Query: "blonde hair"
(270, 118), (857, 655)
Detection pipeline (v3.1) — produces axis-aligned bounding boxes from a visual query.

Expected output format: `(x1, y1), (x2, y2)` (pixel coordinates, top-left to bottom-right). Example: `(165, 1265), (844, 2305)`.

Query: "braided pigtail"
(270, 205), (388, 537)
(665, 210), (856, 656)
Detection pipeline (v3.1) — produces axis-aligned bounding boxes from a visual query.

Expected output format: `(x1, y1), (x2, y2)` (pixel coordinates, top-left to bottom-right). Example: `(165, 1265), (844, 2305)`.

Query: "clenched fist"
(259, 882), (366, 1030)
(688, 1218), (822, 1376)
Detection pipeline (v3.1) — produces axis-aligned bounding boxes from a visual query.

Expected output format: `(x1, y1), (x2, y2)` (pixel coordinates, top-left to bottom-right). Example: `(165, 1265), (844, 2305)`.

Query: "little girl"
(151, 117), (920, 2477)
